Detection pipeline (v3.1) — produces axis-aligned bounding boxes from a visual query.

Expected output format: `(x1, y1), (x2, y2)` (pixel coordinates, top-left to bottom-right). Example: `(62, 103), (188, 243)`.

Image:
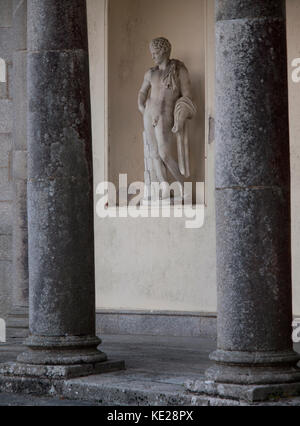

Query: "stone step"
(6, 317), (29, 328)
(6, 308), (29, 341)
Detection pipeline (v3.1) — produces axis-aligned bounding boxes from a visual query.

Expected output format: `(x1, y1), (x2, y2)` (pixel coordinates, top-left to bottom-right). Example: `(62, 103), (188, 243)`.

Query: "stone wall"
(0, 0), (14, 320)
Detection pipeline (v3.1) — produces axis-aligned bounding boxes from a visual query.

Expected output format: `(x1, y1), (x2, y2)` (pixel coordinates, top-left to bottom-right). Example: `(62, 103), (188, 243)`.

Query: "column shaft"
(207, 0), (300, 394)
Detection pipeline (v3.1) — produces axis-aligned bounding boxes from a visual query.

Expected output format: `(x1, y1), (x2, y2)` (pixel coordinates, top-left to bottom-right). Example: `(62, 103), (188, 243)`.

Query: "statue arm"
(138, 70), (151, 115)
(179, 64), (193, 101)
(172, 65), (195, 134)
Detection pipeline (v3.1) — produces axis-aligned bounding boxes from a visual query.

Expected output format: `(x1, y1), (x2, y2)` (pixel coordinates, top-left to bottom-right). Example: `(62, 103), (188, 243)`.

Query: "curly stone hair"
(150, 37), (172, 55)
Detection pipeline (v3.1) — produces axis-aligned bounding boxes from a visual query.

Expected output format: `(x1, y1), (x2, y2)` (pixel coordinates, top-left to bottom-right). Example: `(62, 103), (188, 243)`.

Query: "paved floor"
(0, 334), (215, 406)
(0, 336), (299, 406)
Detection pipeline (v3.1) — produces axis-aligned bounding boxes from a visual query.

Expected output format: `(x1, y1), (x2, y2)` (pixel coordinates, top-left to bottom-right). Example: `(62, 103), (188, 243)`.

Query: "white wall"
(87, 0), (300, 316)
(87, 0), (217, 313)
(287, 0), (300, 316)
(107, 0), (205, 190)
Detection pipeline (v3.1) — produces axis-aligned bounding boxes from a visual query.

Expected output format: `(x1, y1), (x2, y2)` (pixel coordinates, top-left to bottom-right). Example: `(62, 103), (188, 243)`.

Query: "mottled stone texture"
(216, 0), (285, 21)
(17, 0), (106, 367)
(0, 0), (14, 321)
(206, 0), (300, 396)
(27, 0), (88, 52)
(10, 0), (29, 323)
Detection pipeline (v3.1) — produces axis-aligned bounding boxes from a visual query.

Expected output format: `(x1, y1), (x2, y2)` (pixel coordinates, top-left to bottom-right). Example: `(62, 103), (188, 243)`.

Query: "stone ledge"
(185, 379), (300, 403)
(96, 310), (217, 339)
(0, 360), (125, 380)
(2, 374), (300, 406)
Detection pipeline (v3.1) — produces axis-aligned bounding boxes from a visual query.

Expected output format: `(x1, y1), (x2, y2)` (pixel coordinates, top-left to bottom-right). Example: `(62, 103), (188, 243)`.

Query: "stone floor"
(0, 335), (300, 406)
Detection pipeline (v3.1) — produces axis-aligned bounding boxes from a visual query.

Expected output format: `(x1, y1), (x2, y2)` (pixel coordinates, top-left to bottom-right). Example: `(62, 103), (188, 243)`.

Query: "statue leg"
(144, 113), (168, 183)
(155, 120), (184, 185)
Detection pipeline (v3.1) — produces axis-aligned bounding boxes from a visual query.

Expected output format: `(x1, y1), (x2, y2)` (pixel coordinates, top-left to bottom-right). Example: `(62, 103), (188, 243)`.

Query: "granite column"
(14, 0), (110, 375)
(188, 0), (300, 402)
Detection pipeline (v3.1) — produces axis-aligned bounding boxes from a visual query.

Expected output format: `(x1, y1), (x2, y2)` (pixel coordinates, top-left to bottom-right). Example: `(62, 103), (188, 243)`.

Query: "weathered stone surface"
(0, 0), (12, 28)
(0, 360), (125, 380)
(0, 134), (12, 168)
(8, 2), (29, 332)
(27, 178), (95, 336)
(216, 188), (292, 352)
(0, 0), (14, 325)
(6, 306), (29, 340)
(0, 82), (7, 99)
(0, 184), (12, 202)
(12, 52), (27, 151)
(0, 392), (97, 406)
(7, 62), (12, 100)
(12, 151), (27, 181)
(0, 28), (13, 61)
(0, 168), (12, 201)
(186, 379), (300, 403)
(0, 133), (11, 159)
(11, 211), (28, 306)
(27, 0), (88, 52)
(12, 180), (27, 229)
(215, 19), (289, 189)
(0, 201), (12, 234)
(1, 335), (300, 406)
(16, 0), (110, 371)
(0, 235), (12, 261)
(12, 0), (27, 51)
(216, 0), (284, 21)
(96, 310), (217, 338)
(0, 260), (12, 318)
(0, 167), (9, 185)
(200, 0), (300, 402)
(27, 50), (92, 180)
(0, 99), (12, 132)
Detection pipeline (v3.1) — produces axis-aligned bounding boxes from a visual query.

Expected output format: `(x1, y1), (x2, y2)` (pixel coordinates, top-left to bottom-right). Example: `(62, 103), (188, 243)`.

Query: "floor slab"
(0, 335), (299, 406)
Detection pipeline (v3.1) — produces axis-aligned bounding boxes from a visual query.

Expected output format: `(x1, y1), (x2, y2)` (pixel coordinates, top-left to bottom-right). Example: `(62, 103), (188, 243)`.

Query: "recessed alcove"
(87, 0), (216, 313)
(88, 0), (207, 203)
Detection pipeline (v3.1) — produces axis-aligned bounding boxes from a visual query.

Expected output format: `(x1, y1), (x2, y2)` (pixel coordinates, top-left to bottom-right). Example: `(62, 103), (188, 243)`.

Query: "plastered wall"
(287, 0), (300, 317)
(87, 0), (217, 313)
(107, 0), (205, 191)
(88, 0), (300, 316)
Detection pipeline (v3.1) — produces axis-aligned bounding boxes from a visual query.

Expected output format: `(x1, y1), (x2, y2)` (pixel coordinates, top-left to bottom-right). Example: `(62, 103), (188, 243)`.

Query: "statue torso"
(146, 60), (183, 119)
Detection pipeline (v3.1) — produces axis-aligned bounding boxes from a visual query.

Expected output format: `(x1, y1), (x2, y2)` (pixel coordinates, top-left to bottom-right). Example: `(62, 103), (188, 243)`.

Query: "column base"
(186, 349), (300, 403)
(17, 335), (108, 366)
(186, 379), (300, 403)
(0, 335), (125, 380)
(0, 359), (125, 380)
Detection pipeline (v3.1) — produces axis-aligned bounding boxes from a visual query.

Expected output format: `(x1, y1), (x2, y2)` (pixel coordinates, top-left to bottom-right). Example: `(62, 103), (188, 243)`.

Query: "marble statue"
(138, 37), (196, 202)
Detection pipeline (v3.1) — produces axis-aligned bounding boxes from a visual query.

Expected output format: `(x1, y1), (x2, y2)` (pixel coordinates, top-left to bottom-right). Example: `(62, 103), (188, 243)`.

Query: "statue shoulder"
(150, 65), (159, 73)
(171, 59), (187, 71)
(171, 60), (189, 80)
(144, 66), (158, 81)
(176, 60), (189, 74)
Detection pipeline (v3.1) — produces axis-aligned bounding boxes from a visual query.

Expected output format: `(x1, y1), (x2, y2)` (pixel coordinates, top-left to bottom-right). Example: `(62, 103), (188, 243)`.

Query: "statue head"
(150, 37), (172, 66)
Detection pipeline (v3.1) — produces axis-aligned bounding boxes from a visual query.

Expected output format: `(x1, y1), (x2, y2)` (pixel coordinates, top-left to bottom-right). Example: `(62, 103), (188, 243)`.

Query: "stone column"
(6, 0), (29, 342)
(5, 0), (123, 377)
(188, 0), (300, 402)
